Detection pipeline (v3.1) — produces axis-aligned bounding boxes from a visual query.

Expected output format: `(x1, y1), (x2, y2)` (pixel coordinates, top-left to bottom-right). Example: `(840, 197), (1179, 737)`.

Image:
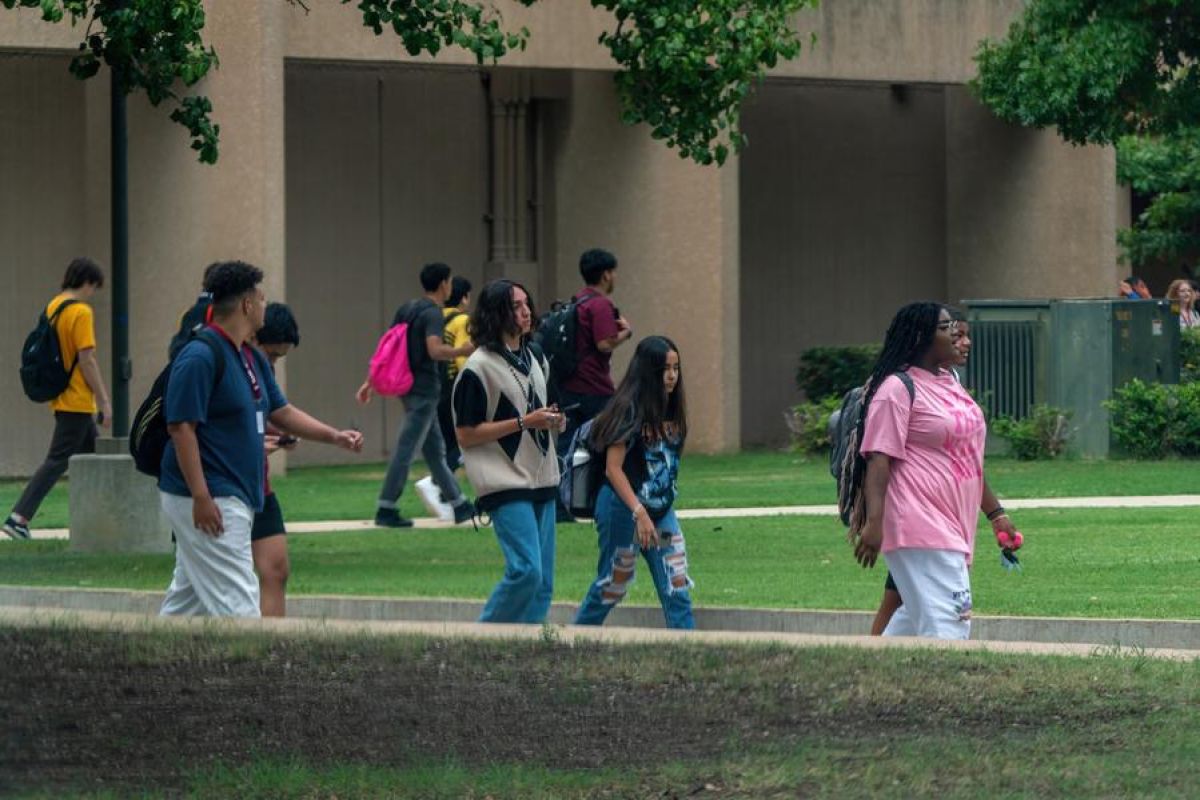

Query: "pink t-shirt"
(859, 368), (986, 561)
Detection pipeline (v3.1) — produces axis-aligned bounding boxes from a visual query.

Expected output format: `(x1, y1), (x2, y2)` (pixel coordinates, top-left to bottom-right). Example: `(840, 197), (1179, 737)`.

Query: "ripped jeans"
(574, 484), (694, 629)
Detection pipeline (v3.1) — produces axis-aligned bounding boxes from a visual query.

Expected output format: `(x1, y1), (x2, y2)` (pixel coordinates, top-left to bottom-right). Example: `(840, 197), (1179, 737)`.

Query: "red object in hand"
(996, 530), (1024, 551)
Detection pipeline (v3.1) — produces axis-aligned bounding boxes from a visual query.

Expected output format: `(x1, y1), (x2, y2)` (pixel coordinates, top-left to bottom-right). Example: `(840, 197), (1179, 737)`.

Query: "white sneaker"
(415, 476), (454, 522)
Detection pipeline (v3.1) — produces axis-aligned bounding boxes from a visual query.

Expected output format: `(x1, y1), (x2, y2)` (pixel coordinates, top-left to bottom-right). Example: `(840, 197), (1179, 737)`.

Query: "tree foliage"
(973, 0), (1200, 145)
(1116, 130), (1200, 271)
(972, 0), (1200, 268)
(3, 0), (814, 167)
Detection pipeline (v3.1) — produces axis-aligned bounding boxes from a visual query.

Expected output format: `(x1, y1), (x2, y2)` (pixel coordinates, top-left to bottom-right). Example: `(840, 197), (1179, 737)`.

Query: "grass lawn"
(3, 451), (1200, 531)
(2, 507), (1197, 619)
(6, 623), (1200, 797)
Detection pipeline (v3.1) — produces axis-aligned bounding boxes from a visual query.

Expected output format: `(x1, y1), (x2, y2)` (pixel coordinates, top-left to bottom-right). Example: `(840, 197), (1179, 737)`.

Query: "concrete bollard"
(68, 438), (171, 553)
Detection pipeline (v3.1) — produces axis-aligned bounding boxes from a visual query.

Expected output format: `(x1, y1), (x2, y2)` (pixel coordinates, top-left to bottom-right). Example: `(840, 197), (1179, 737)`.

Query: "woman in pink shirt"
(851, 303), (997, 639)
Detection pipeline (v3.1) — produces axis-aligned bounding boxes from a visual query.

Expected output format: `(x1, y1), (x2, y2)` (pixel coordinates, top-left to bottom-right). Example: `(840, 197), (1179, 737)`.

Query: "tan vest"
(457, 348), (560, 500)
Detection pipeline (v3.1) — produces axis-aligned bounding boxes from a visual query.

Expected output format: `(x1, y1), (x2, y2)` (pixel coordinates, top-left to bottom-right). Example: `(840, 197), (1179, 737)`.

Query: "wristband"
(986, 506), (1007, 522)
(632, 504), (645, 520)
(516, 415), (525, 432)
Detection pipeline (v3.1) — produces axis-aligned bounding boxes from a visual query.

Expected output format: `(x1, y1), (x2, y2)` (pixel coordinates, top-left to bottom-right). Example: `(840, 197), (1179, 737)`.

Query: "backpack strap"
(895, 370), (915, 405)
(47, 299), (81, 374)
(193, 329), (227, 395)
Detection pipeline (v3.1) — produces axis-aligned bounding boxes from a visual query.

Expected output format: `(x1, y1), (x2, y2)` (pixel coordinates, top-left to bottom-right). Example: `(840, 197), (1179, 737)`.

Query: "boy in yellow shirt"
(439, 276), (472, 471)
(5, 259), (112, 540)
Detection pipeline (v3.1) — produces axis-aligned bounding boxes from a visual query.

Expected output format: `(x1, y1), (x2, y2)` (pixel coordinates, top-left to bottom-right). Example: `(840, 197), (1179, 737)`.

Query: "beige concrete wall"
(738, 81), (950, 447)
(547, 71), (741, 452)
(0, 53), (98, 477)
(945, 86), (1118, 303)
(3, 1), (1029, 84)
(784, 0), (1023, 83)
(284, 62), (490, 466)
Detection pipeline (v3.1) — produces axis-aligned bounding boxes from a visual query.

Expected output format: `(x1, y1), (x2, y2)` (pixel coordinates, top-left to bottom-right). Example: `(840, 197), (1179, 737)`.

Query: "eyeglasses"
(936, 321), (960, 333)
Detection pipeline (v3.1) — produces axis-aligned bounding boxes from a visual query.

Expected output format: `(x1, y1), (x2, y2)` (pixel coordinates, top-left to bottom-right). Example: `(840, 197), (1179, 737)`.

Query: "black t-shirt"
(392, 299), (444, 397)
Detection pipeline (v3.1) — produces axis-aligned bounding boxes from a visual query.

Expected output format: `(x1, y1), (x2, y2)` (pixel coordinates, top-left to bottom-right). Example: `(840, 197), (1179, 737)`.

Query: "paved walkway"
(22, 493), (1200, 540)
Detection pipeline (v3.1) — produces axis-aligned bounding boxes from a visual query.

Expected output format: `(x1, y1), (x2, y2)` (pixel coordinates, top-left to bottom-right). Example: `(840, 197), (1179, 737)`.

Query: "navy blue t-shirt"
(158, 329), (288, 511)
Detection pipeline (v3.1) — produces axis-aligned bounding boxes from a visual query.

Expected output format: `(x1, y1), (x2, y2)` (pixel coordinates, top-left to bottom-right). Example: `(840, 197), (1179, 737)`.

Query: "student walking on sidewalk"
(357, 263), (476, 527)
(453, 280), (564, 623)
(574, 336), (694, 629)
(5, 258), (112, 541)
(851, 303), (988, 640)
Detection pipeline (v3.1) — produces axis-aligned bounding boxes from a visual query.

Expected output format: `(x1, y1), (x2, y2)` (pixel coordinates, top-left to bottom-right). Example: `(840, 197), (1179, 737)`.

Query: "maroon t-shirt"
(562, 288), (620, 396)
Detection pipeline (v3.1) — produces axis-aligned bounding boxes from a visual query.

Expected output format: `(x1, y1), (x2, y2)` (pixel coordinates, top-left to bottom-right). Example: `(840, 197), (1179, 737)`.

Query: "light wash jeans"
(574, 484), (694, 629)
(479, 499), (556, 623)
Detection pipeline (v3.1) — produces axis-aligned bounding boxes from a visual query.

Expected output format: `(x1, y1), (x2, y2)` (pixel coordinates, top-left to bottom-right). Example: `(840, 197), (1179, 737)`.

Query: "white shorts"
(160, 492), (260, 618)
(882, 548), (972, 640)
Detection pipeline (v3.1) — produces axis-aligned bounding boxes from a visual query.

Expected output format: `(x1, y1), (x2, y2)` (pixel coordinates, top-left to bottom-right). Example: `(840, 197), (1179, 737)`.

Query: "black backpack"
(130, 330), (226, 478)
(19, 299), (80, 403)
(167, 293), (213, 360)
(533, 293), (599, 386)
(829, 371), (914, 528)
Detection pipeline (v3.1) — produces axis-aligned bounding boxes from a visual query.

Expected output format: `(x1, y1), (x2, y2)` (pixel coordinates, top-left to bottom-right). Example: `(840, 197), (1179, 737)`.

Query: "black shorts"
(251, 493), (287, 542)
(884, 570), (898, 594)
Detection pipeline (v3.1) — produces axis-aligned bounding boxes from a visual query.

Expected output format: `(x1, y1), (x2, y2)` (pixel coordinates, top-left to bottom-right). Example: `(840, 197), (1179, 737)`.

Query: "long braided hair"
(843, 302), (946, 533)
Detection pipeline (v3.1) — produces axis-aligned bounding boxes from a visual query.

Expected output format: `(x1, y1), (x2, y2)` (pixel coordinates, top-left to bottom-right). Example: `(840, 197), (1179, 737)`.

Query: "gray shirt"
(392, 299), (445, 397)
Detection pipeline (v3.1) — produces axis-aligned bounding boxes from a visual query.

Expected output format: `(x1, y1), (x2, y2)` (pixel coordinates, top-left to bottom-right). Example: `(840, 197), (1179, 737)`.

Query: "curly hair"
(468, 280), (536, 353)
(204, 261), (264, 314)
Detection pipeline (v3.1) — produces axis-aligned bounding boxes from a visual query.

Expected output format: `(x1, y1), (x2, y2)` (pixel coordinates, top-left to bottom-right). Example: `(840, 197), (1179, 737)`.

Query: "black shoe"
(374, 508), (414, 528)
(453, 501), (478, 526)
(2, 516), (31, 540)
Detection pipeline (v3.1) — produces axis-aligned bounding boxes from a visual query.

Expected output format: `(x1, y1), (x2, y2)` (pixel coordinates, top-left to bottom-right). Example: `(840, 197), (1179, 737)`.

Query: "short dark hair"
(61, 257), (104, 290)
(202, 262), (221, 287)
(204, 261), (264, 315)
(447, 276), (472, 307)
(258, 302), (300, 347)
(580, 249), (617, 286)
(420, 262), (452, 292)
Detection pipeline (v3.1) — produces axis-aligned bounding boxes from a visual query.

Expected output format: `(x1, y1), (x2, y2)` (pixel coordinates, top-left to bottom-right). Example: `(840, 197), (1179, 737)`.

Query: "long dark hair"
(844, 302), (944, 531)
(468, 279), (536, 353)
(590, 335), (687, 451)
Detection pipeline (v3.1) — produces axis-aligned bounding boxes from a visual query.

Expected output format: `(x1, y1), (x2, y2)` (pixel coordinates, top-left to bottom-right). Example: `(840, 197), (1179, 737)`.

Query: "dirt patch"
(0, 626), (1160, 795)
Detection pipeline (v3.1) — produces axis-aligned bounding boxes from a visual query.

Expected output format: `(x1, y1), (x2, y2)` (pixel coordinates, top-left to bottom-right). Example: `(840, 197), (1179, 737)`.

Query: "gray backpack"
(828, 371), (914, 528)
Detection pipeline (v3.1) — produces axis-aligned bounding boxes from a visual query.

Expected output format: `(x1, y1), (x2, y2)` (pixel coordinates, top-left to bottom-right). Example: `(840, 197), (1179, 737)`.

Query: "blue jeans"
(574, 484), (694, 629)
(479, 499), (556, 623)
(379, 392), (464, 510)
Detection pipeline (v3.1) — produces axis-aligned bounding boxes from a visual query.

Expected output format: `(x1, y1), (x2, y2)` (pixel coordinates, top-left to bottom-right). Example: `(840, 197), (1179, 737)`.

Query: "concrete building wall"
(738, 81), (949, 447)
(284, 62), (489, 466)
(0, 53), (97, 477)
(945, 86), (1119, 303)
(547, 71), (741, 452)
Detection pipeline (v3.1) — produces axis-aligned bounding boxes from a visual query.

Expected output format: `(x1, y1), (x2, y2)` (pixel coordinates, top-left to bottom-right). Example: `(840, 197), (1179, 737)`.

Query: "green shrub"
(1106, 379), (1172, 458)
(1181, 328), (1200, 384)
(785, 395), (843, 455)
(795, 345), (881, 401)
(991, 405), (1072, 460)
(1168, 382), (1200, 456)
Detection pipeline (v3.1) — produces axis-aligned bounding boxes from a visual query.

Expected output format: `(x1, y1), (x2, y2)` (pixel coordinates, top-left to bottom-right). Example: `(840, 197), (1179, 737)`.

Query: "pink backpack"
(368, 323), (414, 396)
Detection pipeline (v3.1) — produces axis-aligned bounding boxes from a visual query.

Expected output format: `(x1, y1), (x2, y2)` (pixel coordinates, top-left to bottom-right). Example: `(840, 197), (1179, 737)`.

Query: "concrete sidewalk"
(1, 605), (1196, 662)
(4, 586), (1199, 652)
(19, 493), (1200, 540)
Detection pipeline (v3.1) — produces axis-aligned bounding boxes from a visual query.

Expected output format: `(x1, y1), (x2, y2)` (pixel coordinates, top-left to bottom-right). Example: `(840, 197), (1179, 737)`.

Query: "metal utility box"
(964, 299), (1180, 458)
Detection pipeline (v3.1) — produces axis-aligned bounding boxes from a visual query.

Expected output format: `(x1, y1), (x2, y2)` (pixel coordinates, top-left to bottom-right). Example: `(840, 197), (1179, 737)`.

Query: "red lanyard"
(208, 323), (262, 400)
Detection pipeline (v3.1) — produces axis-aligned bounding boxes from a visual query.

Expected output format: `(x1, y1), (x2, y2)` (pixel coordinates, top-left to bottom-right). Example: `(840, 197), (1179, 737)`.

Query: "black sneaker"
(374, 508), (414, 528)
(2, 516), (31, 541)
(452, 501), (476, 525)
(453, 500), (488, 530)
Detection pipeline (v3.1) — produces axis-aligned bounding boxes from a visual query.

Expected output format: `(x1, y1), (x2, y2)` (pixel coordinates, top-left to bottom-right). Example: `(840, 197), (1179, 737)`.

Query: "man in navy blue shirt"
(159, 261), (364, 617)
